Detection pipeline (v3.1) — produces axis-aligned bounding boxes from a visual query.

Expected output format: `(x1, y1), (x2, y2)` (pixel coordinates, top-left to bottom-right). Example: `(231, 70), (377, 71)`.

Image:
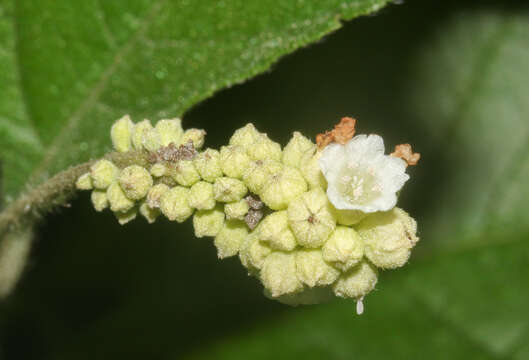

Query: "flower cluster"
(76, 115), (420, 311)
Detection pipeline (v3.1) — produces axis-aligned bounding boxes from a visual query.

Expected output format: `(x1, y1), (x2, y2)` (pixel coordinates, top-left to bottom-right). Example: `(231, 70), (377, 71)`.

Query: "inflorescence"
(76, 115), (420, 312)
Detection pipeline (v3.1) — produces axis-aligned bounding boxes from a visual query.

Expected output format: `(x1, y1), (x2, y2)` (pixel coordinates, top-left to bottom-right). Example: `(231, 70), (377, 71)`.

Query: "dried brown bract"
(333, 117), (356, 144)
(244, 194), (265, 229)
(316, 117), (357, 149)
(150, 141), (198, 163)
(315, 131), (334, 150)
(245, 194), (264, 210)
(245, 209), (264, 230)
(391, 144), (420, 166)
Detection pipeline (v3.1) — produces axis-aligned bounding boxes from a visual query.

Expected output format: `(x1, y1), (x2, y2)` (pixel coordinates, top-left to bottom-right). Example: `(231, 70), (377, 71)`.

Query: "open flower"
(319, 134), (408, 212)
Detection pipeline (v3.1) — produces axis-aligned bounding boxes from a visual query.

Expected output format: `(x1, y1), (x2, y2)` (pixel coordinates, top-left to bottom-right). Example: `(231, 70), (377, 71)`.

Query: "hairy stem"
(0, 150), (150, 241)
(0, 150), (151, 298)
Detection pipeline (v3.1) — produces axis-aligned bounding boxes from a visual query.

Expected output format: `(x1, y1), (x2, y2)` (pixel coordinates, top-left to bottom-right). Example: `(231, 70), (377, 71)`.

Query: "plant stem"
(0, 150), (150, 239)
(0, 150), (151, 298)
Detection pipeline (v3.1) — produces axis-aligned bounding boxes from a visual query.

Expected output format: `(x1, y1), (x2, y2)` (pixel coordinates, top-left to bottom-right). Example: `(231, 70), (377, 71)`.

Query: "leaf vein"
(409, 290), (508, 360)
(25, 0), (167, 186)
(444, 17), (516, 139)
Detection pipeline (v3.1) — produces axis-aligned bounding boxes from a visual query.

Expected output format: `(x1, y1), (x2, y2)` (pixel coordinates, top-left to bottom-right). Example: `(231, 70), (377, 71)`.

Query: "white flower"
(318, 134), (409, 212)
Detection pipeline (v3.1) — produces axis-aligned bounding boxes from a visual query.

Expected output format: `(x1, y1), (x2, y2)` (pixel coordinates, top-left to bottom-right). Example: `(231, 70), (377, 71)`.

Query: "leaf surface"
(187, 233), (529, 360)
(183, 4), (529, 359)
(0, 0), (389, 201)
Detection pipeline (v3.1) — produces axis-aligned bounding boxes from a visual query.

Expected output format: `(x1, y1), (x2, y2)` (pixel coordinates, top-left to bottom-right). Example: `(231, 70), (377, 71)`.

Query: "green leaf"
(411, 8), (529, 250)
(182, 3), (529, 360)
(0, 0), (389, 202)
(2, 1), (529, 359)
(0, 2), (43, 203)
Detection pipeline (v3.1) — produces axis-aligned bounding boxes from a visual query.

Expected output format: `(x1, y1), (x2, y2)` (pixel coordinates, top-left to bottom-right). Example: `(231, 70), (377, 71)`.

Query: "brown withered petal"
(316, 131), (334, 149)
(316, 117), (357, 149)
(391, 143), (420, 166)
(332, 117), (356, 144)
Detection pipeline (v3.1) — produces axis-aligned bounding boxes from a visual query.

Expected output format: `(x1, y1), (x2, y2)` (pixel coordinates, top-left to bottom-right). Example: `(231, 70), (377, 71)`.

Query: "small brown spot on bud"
(150, 141), (198, 163)
(245, 209), (263, 230)
(245, 194), (264, 210)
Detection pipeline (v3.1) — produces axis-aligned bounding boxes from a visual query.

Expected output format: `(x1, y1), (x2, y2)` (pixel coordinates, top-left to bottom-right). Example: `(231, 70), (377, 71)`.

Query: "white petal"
(319, 143), (346, 181)
(345, 134), (385, 159)
(326, 184), (353, 210)
(319, 134), (409, 213)
(368, 192), (398, 212)
(377, 156), (409, 193)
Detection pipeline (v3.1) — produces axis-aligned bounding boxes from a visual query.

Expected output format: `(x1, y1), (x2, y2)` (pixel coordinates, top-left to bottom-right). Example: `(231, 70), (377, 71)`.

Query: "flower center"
(336, 164), (380, 206)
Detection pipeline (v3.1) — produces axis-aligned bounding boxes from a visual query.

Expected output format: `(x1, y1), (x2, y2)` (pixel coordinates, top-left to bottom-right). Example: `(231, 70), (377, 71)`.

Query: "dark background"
(1, 0), (527, 359)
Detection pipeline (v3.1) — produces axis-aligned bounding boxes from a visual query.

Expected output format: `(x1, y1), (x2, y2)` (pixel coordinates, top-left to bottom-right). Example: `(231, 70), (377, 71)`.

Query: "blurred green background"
(1, 0), (529, 359)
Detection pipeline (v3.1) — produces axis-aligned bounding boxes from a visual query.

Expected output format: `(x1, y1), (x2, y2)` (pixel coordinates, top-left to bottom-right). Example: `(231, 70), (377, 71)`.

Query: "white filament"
(356, 296), (364, 315)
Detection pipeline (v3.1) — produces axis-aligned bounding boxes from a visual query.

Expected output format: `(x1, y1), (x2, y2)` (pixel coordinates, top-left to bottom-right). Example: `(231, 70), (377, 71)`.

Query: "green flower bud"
(155, 118), (183, 146)
(150, 163), (166, 177)
(188, 181), (215, 210)
(169, 160), (200, 187)
(115, 207), (138, 225)
(214, 220), (248, 258)
(193, 205), (225, 238)
(90, 189), (108, 212)
(214, 177), (247, 202)
(131, 119), (153, 150)
(159, 186), (193, 222)
(239, 230), (272, 272)
(322, 226), (364, 271)
(143, 128), (161, 152)
(229, 123), (261, 150)
(181, 128), (206, 149)
(90, 159), (119, 189)
(193, 149), (223, 182)
(356, 208), (419, 269)
(333, 261), (378, 299)
(110, 115), (133, 152)
(269, 286), (334, 306)
(246, 134), (282, 162)
(146, 183), (170, 208)
(258, 211), (297, 251)
(300, 149), (327, 189)
(224, 199), (249, 220)
(287, 188), (336, 248)
(242, 160), (282, 194)
(296, 249), (340, 287)
(260, 167), (307, 210)
(333, 208), (367, 226)
(118, 165), (153, 200)
(107, 182), (135, 212)
(282, 132), (315, 168)
(260, 252), (303, 297)
(75, 173), (93, 190)
(139, 202), (159, 224)
(219, 145), (250, 179)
